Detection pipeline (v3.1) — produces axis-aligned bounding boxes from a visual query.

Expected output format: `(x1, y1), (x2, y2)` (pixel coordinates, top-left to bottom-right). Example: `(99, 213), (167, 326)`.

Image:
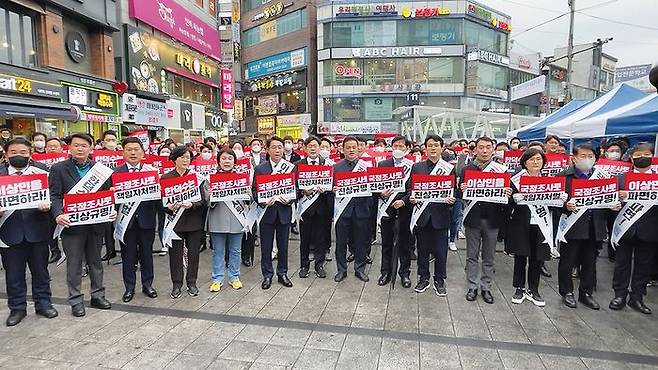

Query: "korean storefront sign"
(248, 71), (303, 93)
(245, 48), (306, 79)
(221, 69), (234, 109)
(276, 113), (311, 127)
(63, 82), (120, 117)
(257, 116), (275, 134)
(128, 0), (221, 61)
(466, 3), (512, 31)
(253, 1), (293, 22)
(122, 93), (168, 126)
(401, 7), (449, 18)
(336, 3), (398, 17)
(324, 45), (464, 60)
(317, 122), (381, 135)
(0, 73), (61, 99)
(257, 95), (279, 116)
(125, 25), (221, 95)
(467, 49), (510, 66)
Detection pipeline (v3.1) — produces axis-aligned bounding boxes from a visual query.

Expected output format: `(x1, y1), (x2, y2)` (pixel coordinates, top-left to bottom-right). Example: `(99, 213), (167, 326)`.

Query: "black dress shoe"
(377, 273), (391, 286)
(299, 267), (309, 278)
(466, 289), (478, 301)
(315, 265), (327, 278)
(628, 299), (652, 315)
(334, 272), (347, 282)
(563, 293), (577, 308)
(365, 256), (373, 264)
(401, 276), (412, 288)
(609, 296), (626, 311)
(347, 253), (355, 262)
(143, 286), (158, 298)
(122, 290), (135, 303)
(6, 310), (26, 326)
(578, 293), (600, 310)
(101, 251), (117, 262)
(71, 303), (86, 317)
(90, 297), (112, 310)
(242, 259), (252, 267)
(278, 275), (293, 287)
(355, 271), (369, 282)
(262, 277), (272, 290)
(540, 264), (552, 278)
(482, 290), (494, 304)
(35, 306), (58, 319)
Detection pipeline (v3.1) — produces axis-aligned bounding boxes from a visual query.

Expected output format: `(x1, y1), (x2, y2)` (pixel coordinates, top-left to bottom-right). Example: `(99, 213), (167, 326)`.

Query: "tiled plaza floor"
(0, 235), (657, 369)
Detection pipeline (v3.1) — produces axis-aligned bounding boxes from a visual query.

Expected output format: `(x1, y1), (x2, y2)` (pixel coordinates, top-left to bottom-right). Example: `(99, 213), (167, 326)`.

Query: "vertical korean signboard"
(221, 69), (234, 109)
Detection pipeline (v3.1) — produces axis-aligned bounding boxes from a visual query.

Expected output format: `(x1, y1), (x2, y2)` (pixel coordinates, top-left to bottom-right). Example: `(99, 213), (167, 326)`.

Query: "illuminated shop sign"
(401, 7), (450, 18)
(336, 3), (397, 17)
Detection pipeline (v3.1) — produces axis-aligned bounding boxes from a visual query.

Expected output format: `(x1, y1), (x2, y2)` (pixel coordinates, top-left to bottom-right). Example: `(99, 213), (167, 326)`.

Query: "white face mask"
(319, 149), (330, 159)
(374, 146), (385, 153)
(105, 141), (117, 150)
(605, 151), (621, 161)
(495, 150), (505, 158)
(575, 157), (595, 172)
(34, 140), (45, 150)
(251, 144), (261, 153)
(200, 152), (212, 160)
(284, 143), (293, 151)
(392, 149), (406, 159)
(233, 149), (244, 158)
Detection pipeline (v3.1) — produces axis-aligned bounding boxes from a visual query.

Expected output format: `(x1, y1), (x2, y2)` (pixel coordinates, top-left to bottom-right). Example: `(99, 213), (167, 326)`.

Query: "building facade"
(240, 0), (316, 139)
(316, 0), (513, 136)
(0, 0), (119, 139)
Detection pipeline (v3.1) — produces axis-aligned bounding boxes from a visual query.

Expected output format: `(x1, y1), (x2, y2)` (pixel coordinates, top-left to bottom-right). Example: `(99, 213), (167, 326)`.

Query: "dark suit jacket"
(250, 153), (266, 168)
(284, 151), (301, 163)
(114, 163), (158, 230)
(558, 166), (608, 241)
(617, 172), (658, 242)
(0, 162), (54, 245)
(295, 157), (331, 218)
(377, 158), (411, 221)
(49, 157), (111, 234)
(161, 168), (207, 232)
(253, 160), (293, 224)
(407, 159), (452, 230)
(333, 159), (372, 219)
(457, 162), (507, 229)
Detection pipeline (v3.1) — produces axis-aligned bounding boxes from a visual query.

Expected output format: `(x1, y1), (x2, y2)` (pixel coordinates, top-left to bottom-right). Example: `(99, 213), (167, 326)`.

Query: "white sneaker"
(458, 230), (466, 239)
(449, 242), (457, 251)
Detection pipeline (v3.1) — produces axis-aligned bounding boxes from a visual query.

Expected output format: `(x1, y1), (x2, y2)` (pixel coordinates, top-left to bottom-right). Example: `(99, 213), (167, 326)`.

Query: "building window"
(243, 9), (307, 47)
(428, 57), (464, 83)
(428, 19), (462, 45)
(464, 20), (507, 55)
(166, 73), (216, 106)
(478, 62), (508, 91)
(396, 20), (429, 46)
(397, 58), (428, 85)
(364, 59), (396, 85)
(0, 5), (37, 67)
(279, 89), (306, 114)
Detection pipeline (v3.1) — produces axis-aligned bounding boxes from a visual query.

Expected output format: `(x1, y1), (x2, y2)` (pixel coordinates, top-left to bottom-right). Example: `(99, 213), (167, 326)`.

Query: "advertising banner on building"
(245, 48), (306, 79)
(221, 69), (234, 109)
(317, 122), (381, 135)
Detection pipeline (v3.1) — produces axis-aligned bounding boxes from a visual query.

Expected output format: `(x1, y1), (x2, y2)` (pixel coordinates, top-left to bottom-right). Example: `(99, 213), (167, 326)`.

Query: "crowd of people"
(0, 128), (656, 328)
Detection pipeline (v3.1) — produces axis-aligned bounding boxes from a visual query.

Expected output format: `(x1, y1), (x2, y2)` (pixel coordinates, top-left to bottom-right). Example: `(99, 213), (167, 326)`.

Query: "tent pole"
(654, 134), (658, 153)
(569, 138), (574, 153)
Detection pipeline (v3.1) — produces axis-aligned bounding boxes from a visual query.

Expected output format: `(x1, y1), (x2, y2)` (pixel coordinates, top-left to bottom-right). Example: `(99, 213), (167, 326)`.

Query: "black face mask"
(442, 151), (456, 162)
(632, 156), (651, 169)
(8, 155), (29, 169)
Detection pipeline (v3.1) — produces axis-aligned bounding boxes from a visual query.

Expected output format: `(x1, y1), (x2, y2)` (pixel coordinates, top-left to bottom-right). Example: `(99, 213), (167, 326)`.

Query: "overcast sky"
(478, 0), (658, 67)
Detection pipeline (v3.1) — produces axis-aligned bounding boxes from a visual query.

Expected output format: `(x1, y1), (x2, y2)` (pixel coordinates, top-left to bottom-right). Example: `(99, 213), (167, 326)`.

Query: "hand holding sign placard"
(411, 174), (454, 203)
(256, 172), (296, 204)
(209, 172), (251, 202)
(462, 170), (511, 204)
(112, 171), (161, 204)
(63, 190), (116, 226)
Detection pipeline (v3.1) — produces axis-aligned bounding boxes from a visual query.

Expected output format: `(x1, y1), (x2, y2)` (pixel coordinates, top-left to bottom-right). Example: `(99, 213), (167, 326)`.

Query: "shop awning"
(0, 96), (79, 121)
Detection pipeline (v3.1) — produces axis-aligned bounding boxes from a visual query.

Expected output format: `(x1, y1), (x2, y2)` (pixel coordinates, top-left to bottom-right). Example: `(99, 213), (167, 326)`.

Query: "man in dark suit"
(295, 136), (330, 279)
(0, 138), (58, 326)
(253, 136), (294, 289)
(377, 136), (413, 288)
(114, 137), (159, 303)
(408, 135), (456, 296)
(241, 138), (266, 267)
(100, 130), (120, 262)
(283, 135), (302, 163)
(609, 143), (657, 314)
(333, 136), (372, 283)
(49, 133), (114, 317)
(558, 143), (618, 310)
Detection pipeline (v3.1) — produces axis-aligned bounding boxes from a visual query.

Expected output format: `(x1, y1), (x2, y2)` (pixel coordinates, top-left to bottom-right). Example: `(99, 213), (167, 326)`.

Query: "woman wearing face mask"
(557, 143), (621, 310)
(231, 141), (245, 159)
(198, 144), (214, 161)
(207, 148), (247, 292)
(507, 148), (558, 307)
(609, 143), (658, 315)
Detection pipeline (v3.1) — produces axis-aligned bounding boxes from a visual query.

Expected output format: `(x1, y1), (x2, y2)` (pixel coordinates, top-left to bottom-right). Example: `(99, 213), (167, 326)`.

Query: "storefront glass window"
(397, 21), (429, 46)
(428, 19), (462, 45)
(168, 129), (184, 145)
(397, 58), (428, 85)
(166, 73), (216, 106)
(364, 59), (396, 85)
(464, 20), (507, 55)
(364, 21), (396, 46)
(326, 19), (465, 47)
(324, 59), (364, 86)
(0, 5), (36, 67)
(428, 57), (464, 83)
(243, 9), (307, 47)
(478, 62), (508, 90)
(279, 89), (306, 114)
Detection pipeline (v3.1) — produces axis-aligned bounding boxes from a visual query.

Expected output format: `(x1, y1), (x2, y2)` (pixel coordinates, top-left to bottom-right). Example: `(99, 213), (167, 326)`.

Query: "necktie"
(15, 170), (22, 175)
(310, 160), (316, 165)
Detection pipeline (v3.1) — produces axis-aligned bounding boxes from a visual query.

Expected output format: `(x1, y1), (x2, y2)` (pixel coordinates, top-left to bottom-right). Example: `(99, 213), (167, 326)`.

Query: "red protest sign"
(297, 164), (333, 191)
(191, 157), (218, 177)
(160, 173), (201, 206)
(462, 170), (510, 204)
(146, 154), (175, 175)
(624, 172), (658, 203)
(63, 190), (115, 226)
(411, 174), (454, 203)
(334, 170), (370, 198)
(31, 152), (68, 168)
(91, 150), (123, 169)
(367, 166), (405, 192)
(518, 175), (566, 206)
(360, 157), (377, 167)
(0, 173), (49, 211)
(571, 177), (618, 209)
(255, 172), (296, 203)
(651, 157), (658, 173)
(596, 158), (632, 176)
(235, 157), (252, 174)
(209, 172), (251, 202)
(112, 170), (161, 204)
(503, 150), (524, 172)
(541, 153), (570, 176)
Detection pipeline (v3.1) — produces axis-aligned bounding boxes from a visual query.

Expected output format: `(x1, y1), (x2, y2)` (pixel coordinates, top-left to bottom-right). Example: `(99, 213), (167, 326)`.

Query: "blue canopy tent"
(507, 99), (589, 142)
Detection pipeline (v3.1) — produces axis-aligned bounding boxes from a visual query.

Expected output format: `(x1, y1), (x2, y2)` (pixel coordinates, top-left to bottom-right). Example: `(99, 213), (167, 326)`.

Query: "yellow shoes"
(209, 282), (222, 292)
(229, 280), (243, 290)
